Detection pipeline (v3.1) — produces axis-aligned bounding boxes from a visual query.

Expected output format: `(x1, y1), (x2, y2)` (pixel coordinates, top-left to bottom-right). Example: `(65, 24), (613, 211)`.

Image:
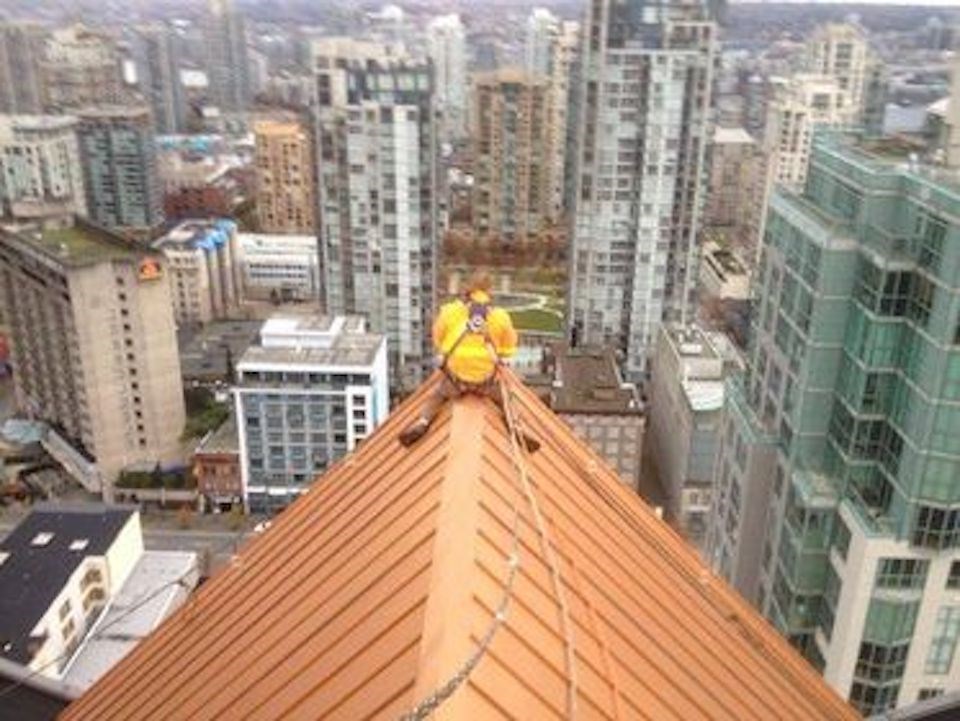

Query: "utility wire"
(0, 524), (248, 702)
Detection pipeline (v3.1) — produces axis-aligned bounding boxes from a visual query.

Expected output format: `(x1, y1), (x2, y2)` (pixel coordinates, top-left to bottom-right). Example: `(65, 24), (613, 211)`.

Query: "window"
(918, 688), (944, 701)
(925, 606), (960, 674)
(833, 517), (851, 560)
(948, 561), (960, 590)
(912, 505), (960, 550)
(59, 600), (72, 621)
(875, 558), (929, 590)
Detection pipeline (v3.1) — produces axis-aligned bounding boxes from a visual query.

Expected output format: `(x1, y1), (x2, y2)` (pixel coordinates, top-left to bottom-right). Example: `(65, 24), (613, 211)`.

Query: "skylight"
(69, 539), (89, 552)
(31, 532), (54, 547)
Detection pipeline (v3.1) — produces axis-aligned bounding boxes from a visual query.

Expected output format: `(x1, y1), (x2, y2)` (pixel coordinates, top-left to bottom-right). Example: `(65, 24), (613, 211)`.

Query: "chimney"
(946, 51), (960, 168)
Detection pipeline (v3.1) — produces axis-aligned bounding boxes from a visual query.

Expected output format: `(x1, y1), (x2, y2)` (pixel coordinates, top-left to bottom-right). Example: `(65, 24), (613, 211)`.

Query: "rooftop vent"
(69, 539), (89, 552)
(0, 551), (8, 567)
(31, 532), (54, 547)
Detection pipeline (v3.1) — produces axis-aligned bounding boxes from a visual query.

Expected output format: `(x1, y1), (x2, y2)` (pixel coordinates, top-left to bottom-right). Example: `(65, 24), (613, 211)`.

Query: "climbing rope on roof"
(502, 375), (579, 720)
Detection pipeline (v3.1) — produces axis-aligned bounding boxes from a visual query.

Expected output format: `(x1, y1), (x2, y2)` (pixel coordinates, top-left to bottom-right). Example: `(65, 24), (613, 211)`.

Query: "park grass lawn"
(509, 308), (563, 333)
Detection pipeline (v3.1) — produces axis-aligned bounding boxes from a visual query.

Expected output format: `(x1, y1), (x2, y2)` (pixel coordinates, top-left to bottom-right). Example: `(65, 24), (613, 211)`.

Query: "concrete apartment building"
(153, 219), (241, 326)
(234, 314), (389, 513)
(648, 324), (740, 550)
(41, 25), (125, 110)
(204, 0), (251, 112)
(253, 120), (316, 235)
(806, 22), (886, 134)
(76, 106), (164, 238)
(0, 22), (46, 114)
(568, 0), (717, 379)
(237, 232), (321, 303)
(426, 14), (468, 143)
(0, 115), (87, 226)
(0, 505), (197, 690)
(523, 8), (580, 217)
(531, 344), (644, 489)
(471, 69), (556, 245)
(132, 23), (186, 135)
(707, 131), (960, 715)
(705, 126), (765, 259)
(312, 38), (437, 391)
(0, 218), (186, 496)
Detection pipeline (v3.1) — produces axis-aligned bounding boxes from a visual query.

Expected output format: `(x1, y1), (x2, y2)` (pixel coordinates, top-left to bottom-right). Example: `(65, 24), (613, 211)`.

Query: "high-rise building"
(133, 23), (186, 135)
(76, 106), (164, 237)
(568, 0), (717, 379)
(253, 120), (316, 235)
(234, 314), (389, 513)
(806, 23), (886, 134)
(204, 0), (250, 112)
(426, 14), (467, 143)
(705, 126), (765, 260)
(0, 218), (186, 496)
(648, 323), (740, 550)
(0, 23), (46, 114)
(312, 39), (437, 390)
(708, 132), (960, 714)
(153, 219), (241, 326)
(471, 69), (555, 245)
(41, 25), (125, 110)
(0, 115), (87, 226)
(523, 10), (581, 218)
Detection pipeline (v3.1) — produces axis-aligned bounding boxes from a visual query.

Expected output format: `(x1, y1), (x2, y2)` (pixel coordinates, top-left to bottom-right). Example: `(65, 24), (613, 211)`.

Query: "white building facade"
(426, 14), (467, 143)
(234, 314), (389, 514)
(237, 232), (321, 303)
(568, 0), (716, 379)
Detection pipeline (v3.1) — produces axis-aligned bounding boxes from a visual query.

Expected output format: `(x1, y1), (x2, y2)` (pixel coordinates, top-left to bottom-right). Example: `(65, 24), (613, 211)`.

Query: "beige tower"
(0, 218), (186, 498)
(254, 120), (317, 235)
(471, 69), (555, 245)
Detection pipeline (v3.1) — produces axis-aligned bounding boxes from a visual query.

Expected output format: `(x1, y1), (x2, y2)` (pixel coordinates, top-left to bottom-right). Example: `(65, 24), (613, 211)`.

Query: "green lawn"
(509, 309), (564, 334)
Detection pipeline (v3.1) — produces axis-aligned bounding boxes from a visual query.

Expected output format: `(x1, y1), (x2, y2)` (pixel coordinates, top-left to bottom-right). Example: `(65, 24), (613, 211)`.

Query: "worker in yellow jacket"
(399, 271), (537, 450)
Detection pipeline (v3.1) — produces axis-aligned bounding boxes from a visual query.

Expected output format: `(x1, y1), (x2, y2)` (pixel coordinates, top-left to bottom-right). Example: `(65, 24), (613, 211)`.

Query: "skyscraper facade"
(0, 219), (185, 496)
(708, 132), (960, 714)
(76, 106), (164, 237)
(426, 14), (467, 143)
(0, 115), (87, 225)
(41, 25), (125, 110)
(568, 0), (717, 379)
(253, 120), (317, 235)
(133, 23), (186, 135)
(312, 39), (437, 391)
(0, 23), (45, 115)
(471, 69), (555, 245)
(204, 0), (250, 112)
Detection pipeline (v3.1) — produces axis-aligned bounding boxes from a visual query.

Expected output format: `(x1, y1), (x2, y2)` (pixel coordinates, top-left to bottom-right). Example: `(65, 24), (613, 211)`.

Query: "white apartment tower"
(312, 39), (437, 391)
(0, 115), (87, 225)
(568, 0), (716, 379)
(426, 14), (467, 143)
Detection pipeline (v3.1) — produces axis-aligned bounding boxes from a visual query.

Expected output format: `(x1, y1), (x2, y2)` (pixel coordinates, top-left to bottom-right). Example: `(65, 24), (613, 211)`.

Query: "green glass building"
(708, 132), (960, 714)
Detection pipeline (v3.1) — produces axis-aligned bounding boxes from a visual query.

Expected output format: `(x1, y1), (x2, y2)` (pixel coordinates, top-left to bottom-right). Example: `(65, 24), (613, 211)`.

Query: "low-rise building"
(193, 414), (241, 511)
(700, 240), (751, 301)
(648, 324), (742, 550)
(158, 153), (246, 221)
(177, 319), (261, 386)
(234, 314), (389, 514)
(153, 219), (241, 326)
(237, 233), (321, 303)
(530, 344), (644, 489)
(0, 505), (197, 690)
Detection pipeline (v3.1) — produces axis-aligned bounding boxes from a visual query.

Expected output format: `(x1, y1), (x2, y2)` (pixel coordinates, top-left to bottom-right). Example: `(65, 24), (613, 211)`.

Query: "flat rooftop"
(63, 550), (197, 691)
(542, 345), (641, 415)
(178, 320), (262, 382)
(1, 221), (145, 268)
(196, 414), (239, 455)
(239, 336), (384, 370)
(153, 219), (235, 252)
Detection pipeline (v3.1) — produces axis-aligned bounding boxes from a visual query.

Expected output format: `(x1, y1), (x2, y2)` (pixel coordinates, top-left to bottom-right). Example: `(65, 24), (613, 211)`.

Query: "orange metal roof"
(62, 371), (860, 720)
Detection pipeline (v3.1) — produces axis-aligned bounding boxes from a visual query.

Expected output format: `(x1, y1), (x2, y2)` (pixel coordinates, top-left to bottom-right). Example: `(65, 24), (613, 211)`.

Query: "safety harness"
(441, 298), (502, 389)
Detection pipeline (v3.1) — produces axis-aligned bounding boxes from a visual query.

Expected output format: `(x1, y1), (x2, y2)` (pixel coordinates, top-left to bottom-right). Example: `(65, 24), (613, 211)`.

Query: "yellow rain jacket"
(434, 290), (518, 384)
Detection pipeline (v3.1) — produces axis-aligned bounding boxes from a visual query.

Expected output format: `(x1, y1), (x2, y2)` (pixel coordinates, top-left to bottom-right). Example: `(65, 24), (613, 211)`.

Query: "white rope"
(501, 376), (578, 720)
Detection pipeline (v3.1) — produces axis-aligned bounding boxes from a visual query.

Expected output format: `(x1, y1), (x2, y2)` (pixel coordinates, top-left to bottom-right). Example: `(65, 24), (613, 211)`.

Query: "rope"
(501, 375), (578, 720)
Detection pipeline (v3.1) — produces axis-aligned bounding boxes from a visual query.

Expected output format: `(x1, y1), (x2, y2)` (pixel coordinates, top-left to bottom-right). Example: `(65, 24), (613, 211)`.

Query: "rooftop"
(0, 220), (146, 269)
(62, 371), (858, 720)
(713, 126), (755, 145)
(195, 414), (239, 456)
(0, 505), (135, 665)
(177, 320), (261, 383)
(239, 314), (384, 369)
(153, 219), (236, 253)
(537, 344), (641, 415)
(63, 551), (198, 692)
